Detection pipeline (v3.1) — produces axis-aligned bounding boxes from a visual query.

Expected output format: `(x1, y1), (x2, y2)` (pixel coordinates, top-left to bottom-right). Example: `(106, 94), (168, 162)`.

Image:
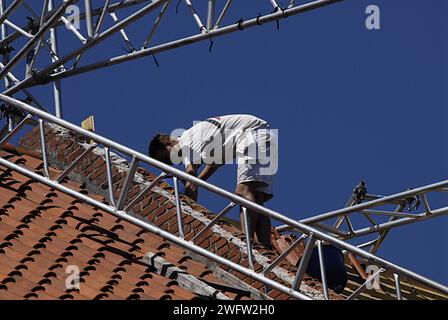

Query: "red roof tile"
(0, 150), (237, 300)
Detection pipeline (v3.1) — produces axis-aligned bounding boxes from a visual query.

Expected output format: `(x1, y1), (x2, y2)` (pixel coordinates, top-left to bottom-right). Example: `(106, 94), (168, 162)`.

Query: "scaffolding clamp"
(353, 181), (367, 204)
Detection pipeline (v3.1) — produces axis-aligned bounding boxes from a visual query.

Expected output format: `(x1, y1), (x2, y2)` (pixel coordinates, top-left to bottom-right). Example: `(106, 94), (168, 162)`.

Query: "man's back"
(178, 114), (269, 166)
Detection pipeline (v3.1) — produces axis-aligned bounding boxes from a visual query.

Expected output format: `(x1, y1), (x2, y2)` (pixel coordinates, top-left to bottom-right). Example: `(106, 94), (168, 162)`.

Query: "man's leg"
(254, 191), (272, 246)
(236, 182), (269, 244)
(235, 127), (275, 246)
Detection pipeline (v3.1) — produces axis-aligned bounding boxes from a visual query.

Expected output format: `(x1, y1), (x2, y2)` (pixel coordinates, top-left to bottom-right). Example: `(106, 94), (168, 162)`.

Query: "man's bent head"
(148, 133), (177, 165)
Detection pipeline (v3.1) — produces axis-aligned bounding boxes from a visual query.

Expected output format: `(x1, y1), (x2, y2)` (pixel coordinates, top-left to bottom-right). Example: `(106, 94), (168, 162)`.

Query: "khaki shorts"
(236, 127), (277, 201)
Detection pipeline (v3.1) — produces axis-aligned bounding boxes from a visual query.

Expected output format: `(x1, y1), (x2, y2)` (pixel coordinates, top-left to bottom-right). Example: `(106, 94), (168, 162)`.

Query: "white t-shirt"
(178, 114), (269, 167)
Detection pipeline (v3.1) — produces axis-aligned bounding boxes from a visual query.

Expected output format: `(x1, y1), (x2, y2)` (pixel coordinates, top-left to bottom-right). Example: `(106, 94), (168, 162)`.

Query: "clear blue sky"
(11, 0), (447, 284)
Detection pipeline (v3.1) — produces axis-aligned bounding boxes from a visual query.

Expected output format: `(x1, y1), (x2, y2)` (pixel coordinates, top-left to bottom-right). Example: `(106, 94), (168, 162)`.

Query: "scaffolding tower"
(0, 0), (447, 300)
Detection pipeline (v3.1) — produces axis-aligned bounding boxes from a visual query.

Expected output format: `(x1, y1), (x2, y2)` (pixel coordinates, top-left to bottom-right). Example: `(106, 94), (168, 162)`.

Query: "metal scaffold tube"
(0, 0), (24, 26)
(2, 0), (342, 94)
(48, 0), (63, 118)
(50, 0), (342, 82)
(0, 0), (76, 81)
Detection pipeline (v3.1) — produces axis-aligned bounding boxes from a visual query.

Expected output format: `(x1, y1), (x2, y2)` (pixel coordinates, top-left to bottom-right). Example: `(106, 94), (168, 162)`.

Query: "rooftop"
(0, 123), (446, 300)
(0, 148), (256, 300)
(0, 125), (332, 300)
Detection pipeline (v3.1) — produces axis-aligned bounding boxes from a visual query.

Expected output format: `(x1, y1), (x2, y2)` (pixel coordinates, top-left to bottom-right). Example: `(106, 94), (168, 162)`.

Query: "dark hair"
(148, 133), (172, 160)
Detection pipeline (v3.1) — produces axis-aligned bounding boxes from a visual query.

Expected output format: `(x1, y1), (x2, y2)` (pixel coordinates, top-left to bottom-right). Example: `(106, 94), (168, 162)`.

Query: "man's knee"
(235, 182), (256, 199)
(236, 183), (267, 206)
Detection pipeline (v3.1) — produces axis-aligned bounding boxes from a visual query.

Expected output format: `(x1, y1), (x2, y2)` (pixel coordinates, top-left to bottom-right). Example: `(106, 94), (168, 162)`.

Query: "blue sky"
(5, 0), (447, 284)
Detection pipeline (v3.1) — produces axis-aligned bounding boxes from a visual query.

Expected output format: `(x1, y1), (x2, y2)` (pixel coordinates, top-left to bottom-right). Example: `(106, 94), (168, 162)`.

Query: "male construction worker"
(148, 114), (278, 247)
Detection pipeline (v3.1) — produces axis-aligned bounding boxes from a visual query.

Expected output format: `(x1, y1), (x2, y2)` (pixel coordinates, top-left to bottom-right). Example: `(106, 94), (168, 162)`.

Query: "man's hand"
(184, 181), (198, 201)
(183, 163), (221, 201)
(184, 163), (199, 201)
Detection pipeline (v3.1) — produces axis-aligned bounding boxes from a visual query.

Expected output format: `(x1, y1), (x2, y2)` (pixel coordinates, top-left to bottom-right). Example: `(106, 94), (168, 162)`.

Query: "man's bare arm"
(184, 163), (199, 201)
(197, 164), (221, 181)
(186, 163), (199, 176)
(184, 164), (221, 201)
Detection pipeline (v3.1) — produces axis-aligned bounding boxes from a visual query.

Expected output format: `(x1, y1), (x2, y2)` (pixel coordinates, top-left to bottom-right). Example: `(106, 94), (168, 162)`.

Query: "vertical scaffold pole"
(48, 0), (63, 118)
